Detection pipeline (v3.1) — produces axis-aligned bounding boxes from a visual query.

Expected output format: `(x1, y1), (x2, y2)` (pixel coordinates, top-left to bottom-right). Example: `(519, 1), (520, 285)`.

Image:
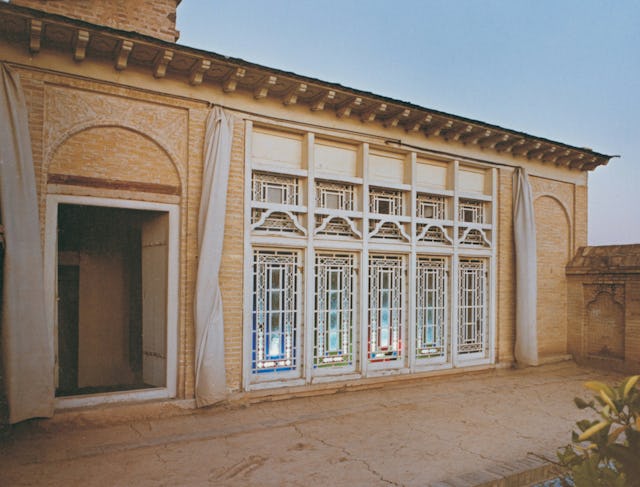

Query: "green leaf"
(578, 420), (610, 442)
(575, 396), (590, 409)
(585, 381), (616, 399)
(623, 375), (639, 399)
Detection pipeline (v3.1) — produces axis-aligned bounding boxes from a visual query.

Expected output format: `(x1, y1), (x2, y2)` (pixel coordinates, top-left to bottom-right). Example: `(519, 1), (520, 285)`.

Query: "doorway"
(48, 197), (178, 402)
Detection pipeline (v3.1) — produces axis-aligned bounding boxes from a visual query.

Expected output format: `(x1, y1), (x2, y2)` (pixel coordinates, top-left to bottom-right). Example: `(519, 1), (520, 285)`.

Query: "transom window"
(417, 194), (446, 220)
(316, 181), (355, 211)
(369, 187), (403, 215)
(252, 172), (299, 205)
(458, 198), (484, 224)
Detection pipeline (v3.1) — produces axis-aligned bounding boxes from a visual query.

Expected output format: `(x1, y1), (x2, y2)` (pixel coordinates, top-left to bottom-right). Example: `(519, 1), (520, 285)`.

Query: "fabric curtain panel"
(0, 63), (54, 423)
(194, 106), (234, 407)
(513, 167), (539, 366)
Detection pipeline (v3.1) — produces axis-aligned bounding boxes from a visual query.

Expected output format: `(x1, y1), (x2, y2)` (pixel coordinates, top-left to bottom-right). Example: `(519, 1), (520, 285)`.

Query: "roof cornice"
(0, 3), (614, 170)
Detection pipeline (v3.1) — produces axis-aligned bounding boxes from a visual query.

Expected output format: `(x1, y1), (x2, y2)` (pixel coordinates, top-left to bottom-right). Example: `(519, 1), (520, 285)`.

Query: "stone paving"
(0, 362), (622, 486)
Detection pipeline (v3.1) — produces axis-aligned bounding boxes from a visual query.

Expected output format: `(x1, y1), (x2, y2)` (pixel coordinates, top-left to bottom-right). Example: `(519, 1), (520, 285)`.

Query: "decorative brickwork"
(566, 245), (640, 372)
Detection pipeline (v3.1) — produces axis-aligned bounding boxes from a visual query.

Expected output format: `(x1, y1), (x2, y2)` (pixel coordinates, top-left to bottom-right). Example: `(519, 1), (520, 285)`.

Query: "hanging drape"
(513, 167), (539, 366)
(0, 63), (54, 423)
(194, 106), (233, 407)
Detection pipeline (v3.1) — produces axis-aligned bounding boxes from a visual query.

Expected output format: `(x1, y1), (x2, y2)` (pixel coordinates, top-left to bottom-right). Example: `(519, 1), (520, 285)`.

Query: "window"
(457, 259), (487, 356)
(314, 253), (356, 368)
(252, 172), (299, 205)
(368, 254), (405, 362)
(245, 123), (494, 387)
(417, 194), (446, 220)
(369, 187), (403, 216)
(252, 250), (300, 373)
(416, 257), (447, 360)
(458, 198), (484, 224)
(316, 181), (355, 211)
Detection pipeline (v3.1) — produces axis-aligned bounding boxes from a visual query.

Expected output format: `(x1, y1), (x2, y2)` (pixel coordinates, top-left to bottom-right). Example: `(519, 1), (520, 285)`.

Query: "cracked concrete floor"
(0, 362), (621, 487)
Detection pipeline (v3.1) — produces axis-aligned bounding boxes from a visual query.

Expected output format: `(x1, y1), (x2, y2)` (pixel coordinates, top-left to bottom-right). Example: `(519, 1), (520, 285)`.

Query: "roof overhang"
(0, 3), (615, 171)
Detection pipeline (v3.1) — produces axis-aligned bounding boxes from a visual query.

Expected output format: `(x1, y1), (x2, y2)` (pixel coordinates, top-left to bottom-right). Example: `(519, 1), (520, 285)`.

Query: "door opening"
(56, 204), (168, 397)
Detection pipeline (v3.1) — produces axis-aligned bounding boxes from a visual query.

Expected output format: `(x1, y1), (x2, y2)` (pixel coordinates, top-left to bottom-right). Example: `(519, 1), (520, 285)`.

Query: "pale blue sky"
(177, 0), (639, 245)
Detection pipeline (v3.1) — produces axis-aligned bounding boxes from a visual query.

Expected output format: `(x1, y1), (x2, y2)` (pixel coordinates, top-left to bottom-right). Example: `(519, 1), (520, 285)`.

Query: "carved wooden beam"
(336, 97), (362, 118)
(547, 149), (570, 165)
(512, 141), (540, 157)
(541, 147), (560, 162)
(477, 133), (509, 149)
(496, 137), (525, 153)
(423, 119), (452, 137)
(360, 103), (387, 123)
(460, 128), (491, 145)
(404, 114), (431, 133)
(384, 108), (411, 128)
(222, 67), (245, 93)
(189, 59), (211, 86)
(526, 144), (552, 160)
(73, 30), (89, 61)
(114, 40), (133, 70)
(567, 153), (585, 169)
(443, 123), (473, 142)
(310, 90), (336, 111)
(554, 150), (575, 166)
(29, 19), (42, 54)
(254, 75), (277, 99)
(282, 83), (307, 106)
(153, 49), (174, 78)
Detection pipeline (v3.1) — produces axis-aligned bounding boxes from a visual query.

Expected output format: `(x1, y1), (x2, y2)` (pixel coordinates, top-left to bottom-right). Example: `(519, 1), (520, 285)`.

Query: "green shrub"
(557, 375), (640, 487)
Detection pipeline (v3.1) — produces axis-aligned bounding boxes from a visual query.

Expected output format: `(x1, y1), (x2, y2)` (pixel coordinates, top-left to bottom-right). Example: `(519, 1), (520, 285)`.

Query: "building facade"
(0, 0), (612, 422)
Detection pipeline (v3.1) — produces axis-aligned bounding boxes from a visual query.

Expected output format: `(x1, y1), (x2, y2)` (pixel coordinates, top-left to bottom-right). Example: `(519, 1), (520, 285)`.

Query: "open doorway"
(55, 204), (170, 397)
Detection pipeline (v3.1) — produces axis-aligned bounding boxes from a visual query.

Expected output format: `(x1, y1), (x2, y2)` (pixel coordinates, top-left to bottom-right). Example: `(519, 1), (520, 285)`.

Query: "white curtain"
(513, 167), (539, 366)
(0, 63), (54, 423)
(194, 106), (233, 407)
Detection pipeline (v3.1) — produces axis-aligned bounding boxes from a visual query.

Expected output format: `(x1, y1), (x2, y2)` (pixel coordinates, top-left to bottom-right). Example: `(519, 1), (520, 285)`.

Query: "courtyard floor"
(0, 361), (621, 486)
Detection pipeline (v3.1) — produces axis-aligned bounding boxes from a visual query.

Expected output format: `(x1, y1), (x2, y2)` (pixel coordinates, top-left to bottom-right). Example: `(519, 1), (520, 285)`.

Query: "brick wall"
(566, 245), (640, 373)
(11, 0), (180, 42)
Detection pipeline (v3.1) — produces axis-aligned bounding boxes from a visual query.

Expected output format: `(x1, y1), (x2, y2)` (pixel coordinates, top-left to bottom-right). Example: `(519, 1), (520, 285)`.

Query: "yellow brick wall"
(11, 0), (180, 42)
(496, 168), (515, 363)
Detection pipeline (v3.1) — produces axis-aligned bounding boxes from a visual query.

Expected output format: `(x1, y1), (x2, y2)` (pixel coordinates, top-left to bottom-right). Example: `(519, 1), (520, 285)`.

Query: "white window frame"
(243, 120), (497, 390)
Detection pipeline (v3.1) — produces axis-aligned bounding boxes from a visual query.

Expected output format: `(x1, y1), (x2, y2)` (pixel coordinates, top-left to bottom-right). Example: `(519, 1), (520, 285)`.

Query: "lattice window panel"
(417, 225), (450, 244)
(457, 259), (488, 355)
(416, 194), (446, 219)
(369, 221), (406, 241)
(315, 216), (359, 238)
(368, 254), (405, 361)
(315, 180), (355, 211)
(252, 172), (299, 205)
(369, 187), (403, 216)
(416, 257), (447, 359)
(252, 250), (300, 373)
(458, 198), (485, 224)
(314, 253), (356, 368)
(458, 228), (489, 247)
(252, 209), (304, 234)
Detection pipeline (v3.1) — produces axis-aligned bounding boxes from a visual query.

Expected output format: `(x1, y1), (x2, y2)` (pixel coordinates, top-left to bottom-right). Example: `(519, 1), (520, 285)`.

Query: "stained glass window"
(416, 257), (447, 359)
(252, 250), (299, 373)
(457, 259), (487, 355)
(368, 254), (405, 362)
(314, 253), (356, 367)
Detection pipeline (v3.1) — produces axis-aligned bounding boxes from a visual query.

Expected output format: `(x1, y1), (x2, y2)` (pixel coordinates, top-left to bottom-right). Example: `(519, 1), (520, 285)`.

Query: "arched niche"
(534, 194), (571, 357)
(48, 126), (181, 195)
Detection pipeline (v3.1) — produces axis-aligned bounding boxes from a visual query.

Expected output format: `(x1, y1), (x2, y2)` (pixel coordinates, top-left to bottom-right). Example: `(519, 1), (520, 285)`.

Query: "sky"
(177, 0), (640, 245)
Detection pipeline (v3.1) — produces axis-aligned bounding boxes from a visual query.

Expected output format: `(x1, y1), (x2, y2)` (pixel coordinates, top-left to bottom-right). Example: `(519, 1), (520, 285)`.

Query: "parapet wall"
(566, 245), (640, 372)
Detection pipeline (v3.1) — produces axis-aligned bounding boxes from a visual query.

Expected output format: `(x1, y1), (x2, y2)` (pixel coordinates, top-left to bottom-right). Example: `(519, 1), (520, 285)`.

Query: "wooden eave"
(0, 3), (614, 171)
